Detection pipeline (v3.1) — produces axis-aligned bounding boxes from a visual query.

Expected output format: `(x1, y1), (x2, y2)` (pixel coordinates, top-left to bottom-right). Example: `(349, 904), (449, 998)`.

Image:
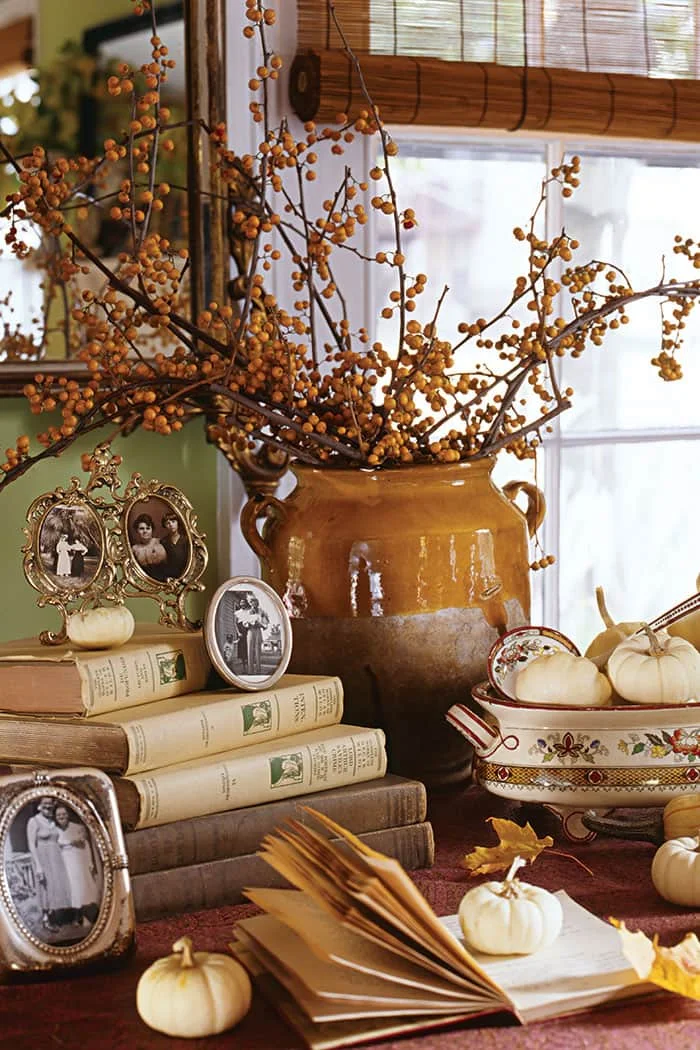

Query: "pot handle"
(445, 703), (499, 757)
(502, 480), (546, 538)
(240, 493), (287, 565)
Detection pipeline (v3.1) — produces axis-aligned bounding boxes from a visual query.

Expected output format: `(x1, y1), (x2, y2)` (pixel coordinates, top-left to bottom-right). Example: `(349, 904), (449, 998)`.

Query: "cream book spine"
(108, 674), (344, 774)
(78, 632), (211, 715)
(123, 724), (387, 829)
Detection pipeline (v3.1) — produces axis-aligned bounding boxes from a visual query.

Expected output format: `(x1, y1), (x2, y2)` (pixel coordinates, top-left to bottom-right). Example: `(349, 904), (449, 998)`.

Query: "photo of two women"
(127, 496), (190, 583)
(39, 504), (102, 590)
(5, 796), (103, 947)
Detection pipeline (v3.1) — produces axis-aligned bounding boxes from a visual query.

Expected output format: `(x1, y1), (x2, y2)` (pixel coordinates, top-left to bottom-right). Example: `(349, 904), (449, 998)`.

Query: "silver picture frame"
(204, 576), (292, 692)
(0, 767), (134, 977)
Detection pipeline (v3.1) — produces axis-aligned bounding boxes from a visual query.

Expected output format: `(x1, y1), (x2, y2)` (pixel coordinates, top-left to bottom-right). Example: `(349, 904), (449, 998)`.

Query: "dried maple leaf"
(612, 920), (700, 1000)
(462, 817), (554, 876)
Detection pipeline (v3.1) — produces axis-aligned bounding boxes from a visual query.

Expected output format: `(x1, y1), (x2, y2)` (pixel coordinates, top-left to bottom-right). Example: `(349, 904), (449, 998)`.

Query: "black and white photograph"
(126, 496), (191, 583)
(204, 576), (292, 691)
(38, 503), (103, 591)
(4, 795), (103, 948)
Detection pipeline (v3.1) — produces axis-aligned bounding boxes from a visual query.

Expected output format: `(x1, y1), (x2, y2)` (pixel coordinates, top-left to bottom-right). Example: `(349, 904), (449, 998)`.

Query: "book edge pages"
(230, 940), (506, 1050)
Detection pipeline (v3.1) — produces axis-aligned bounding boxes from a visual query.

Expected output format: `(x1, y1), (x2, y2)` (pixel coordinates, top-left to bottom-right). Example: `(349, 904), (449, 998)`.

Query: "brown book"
(0, 625), (211, 716)
(124, 774), (426, 875)
(112, 724), (388, 830)
(131, 821), (434, 921)
(0, 674), (343, 774)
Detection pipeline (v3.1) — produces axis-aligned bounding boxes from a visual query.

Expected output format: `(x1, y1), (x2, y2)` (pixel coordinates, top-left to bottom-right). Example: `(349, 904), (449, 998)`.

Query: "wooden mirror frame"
(0, 0), (227, 396)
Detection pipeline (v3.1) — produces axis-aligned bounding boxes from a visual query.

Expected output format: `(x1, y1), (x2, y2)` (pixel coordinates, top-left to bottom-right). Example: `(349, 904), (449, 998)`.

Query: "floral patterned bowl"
(447, 683), (700, 841)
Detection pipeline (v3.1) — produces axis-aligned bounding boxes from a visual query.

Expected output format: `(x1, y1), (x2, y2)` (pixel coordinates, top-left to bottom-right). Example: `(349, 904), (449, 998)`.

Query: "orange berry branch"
(0, 0), (699, 490)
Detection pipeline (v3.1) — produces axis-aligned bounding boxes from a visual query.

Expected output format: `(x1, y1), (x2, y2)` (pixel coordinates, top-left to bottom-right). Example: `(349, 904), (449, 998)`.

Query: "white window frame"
(221, 7), (700, 625)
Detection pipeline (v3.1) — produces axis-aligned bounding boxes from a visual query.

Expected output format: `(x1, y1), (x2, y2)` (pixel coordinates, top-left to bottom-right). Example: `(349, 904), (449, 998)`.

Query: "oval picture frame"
(204, 576), (292, 691)
(0, 768), (134, 977)
(23, 490), (113, 635)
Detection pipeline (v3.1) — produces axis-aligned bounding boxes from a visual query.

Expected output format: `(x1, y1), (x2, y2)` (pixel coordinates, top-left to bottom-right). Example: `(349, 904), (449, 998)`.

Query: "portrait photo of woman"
(205, 576), (292, 690)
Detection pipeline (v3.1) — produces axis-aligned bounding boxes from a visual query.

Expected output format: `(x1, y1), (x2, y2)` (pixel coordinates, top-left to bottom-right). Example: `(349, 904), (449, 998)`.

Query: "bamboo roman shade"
(291, 1), (700, 140)
(0, 18), (33, 78)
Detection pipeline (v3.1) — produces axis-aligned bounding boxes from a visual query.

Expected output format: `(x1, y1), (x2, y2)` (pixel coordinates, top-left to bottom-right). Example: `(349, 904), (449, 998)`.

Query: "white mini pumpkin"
(458, 857), (563, 955)
(651, 836), (700, 907)
(607, 625), (700, 705)
(136, 936), (252, 1038)
(514, 651), (612, 707)
(66, 605), (135, 650)
(663, 795), (700, 841)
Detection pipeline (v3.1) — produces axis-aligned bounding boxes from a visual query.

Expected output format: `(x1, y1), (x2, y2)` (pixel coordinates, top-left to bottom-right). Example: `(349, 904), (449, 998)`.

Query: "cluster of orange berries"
(529, 555), (556, 571)
(6, 0), (700, 501)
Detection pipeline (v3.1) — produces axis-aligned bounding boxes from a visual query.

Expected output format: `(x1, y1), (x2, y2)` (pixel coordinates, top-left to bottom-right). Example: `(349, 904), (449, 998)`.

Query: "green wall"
(0, 1), (220, 643)
(0, 406), (219, 641)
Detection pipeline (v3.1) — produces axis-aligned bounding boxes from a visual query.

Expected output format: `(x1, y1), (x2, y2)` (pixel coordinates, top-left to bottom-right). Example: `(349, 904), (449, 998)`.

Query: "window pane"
(557, 439), (700, 650)
(560, 150), (700, 432)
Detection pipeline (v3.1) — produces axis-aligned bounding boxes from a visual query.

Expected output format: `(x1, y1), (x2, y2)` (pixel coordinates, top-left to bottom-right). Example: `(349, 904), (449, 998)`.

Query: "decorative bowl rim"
(473, 679), (700, 714)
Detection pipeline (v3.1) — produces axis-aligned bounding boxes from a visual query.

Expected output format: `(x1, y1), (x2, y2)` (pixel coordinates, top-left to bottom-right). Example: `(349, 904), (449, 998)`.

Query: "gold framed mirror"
(0, 0), (227, 395)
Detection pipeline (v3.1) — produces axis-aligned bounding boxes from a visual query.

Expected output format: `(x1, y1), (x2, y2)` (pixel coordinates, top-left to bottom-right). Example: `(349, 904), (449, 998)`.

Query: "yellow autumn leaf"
(612, 919), (700, 1000)
(462, 817), (554, 876)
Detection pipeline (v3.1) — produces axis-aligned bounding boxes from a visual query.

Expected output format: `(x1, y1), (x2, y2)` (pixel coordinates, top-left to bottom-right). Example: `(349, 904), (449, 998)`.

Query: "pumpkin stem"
(595, 586), (615, 629)
(498, 855), (527, 897)
(172, 936), (196, 968)
(641, 623), (665, 657)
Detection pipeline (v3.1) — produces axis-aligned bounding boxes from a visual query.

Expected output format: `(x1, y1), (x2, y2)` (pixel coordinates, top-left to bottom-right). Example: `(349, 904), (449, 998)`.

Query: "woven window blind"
(0, 18), (33, 78)
(291, 1), (700, 140)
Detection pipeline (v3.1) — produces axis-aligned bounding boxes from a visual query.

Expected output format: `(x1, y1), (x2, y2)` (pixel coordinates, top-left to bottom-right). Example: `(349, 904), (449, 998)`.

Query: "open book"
(232, 810), (658, 1050)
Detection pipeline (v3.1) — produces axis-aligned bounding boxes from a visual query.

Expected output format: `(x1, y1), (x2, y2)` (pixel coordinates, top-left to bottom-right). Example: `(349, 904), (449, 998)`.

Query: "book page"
(441, 891), (652, 1023)
(236, 918), (487, 1020)
(242, 890), (489, 1002)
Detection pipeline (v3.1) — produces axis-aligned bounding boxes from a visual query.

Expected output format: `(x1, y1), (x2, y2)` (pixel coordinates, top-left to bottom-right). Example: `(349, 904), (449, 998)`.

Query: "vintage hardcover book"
(0, 674), (343, 775)
(231, 810), (658, 1049)
(124, 774), (426, 875)
(112, 724), (388, 830)
(0, 625), (211, 716)
(132, 821), (434, 920)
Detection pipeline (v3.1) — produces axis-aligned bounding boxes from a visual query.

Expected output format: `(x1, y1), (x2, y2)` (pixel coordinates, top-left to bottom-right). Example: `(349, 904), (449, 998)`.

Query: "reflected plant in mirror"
(0, 0), (699, 510)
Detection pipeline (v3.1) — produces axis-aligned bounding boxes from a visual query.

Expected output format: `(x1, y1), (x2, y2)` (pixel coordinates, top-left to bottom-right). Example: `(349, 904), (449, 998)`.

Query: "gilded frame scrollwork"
(22, 444), (208, 642)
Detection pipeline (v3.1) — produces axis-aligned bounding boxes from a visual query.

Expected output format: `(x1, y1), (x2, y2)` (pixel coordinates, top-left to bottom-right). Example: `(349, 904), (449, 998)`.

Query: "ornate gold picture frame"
(22, 445), (208, 643)
(0, 767), (134, 978)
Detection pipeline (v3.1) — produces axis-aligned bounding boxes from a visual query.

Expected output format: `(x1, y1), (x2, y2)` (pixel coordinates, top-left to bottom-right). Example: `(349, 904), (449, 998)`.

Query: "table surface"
(3, 784), (700, 1050)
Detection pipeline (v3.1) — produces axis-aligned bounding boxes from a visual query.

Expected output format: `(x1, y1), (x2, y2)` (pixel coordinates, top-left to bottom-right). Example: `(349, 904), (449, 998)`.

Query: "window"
(0, 68), (43, 359)
(373, 130), (700, 650)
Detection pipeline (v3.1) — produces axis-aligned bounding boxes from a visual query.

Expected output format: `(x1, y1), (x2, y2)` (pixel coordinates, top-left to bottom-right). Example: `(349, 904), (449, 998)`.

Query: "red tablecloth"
(2, 784), (700, 1050)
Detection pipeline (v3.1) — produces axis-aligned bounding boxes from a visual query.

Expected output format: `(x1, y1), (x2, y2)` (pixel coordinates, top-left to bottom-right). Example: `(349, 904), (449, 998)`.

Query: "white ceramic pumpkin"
(458, 857), (563, 955)
(136, 936), (252, 1038)
(514, 651), (612, 707)
(607, 625), (700, 705)
(650, 836), (700, 907)
(66, 606), (135, 650)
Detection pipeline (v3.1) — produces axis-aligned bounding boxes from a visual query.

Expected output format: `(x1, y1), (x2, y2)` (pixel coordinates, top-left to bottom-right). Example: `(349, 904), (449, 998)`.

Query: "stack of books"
(0, 627), (433, 920)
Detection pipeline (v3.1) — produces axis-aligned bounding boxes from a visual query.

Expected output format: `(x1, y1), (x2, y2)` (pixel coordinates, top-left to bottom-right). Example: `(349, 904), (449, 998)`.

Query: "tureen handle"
(445, 703), (499, 758)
